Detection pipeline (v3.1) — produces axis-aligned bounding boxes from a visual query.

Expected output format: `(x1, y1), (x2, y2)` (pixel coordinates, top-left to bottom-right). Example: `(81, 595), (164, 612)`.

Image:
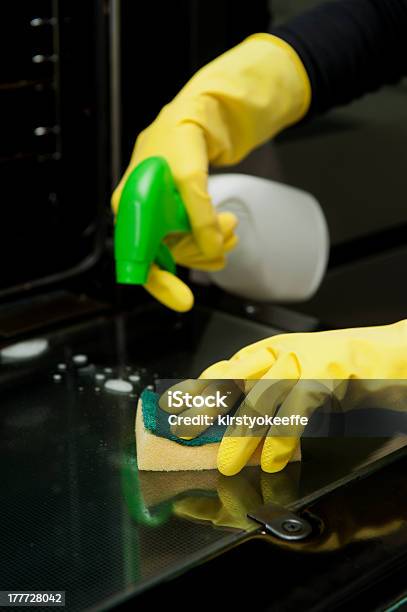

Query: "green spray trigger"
(114, 156), (191, 285)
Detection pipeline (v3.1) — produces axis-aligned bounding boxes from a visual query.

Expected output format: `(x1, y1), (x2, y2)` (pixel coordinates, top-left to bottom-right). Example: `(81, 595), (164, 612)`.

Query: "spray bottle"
(114, 156), (329, 302)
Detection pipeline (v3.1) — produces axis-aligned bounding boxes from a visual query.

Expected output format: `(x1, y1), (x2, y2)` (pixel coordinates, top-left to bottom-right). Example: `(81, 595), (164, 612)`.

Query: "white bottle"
(206, 173), (329, 302)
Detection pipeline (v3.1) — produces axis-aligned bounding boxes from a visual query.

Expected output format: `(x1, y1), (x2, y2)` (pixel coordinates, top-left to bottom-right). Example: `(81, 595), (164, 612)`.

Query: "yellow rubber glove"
(202, 319), (407, 475)
(144, 211), (238, 312)
(161, 320), (407, 475)
(112, 34), (311, 311)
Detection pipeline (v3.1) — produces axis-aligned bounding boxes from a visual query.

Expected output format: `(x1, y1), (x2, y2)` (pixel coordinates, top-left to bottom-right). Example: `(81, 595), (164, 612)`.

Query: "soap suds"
(104, 379), (133, 394)
(1, 339), (49, 361)
(73, 354), (88, 366)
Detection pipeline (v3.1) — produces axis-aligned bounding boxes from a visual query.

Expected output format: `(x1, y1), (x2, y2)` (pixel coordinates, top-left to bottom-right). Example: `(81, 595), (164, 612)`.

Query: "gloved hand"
(161, 320), (407, 475)
(112, 34), (311, 311)
(144, 211), (238, 312)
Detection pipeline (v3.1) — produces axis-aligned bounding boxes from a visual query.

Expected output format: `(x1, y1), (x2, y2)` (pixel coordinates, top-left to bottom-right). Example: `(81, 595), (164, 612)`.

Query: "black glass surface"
(1, 305), (405, 611)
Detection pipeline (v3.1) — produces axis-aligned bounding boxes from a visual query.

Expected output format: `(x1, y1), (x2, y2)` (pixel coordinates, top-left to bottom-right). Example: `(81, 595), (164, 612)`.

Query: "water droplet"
(129, 374), (140, 383)
(73, 354), (88, 366)
(104, 367), (113, 374)
(1, 339), (49, 361)
(53, 374), (62, 382)
(57, 363), (67, 371)
(104, 379), (133, 394)
(95, 373), (105, 381)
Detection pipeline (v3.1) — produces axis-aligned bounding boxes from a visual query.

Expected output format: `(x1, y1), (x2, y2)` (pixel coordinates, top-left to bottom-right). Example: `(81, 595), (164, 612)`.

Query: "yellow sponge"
(135, 397), (301, 471)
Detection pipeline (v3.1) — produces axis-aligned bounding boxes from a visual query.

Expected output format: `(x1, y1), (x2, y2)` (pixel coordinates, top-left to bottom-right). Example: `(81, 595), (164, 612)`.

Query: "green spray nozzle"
(114, 156), (191, 285)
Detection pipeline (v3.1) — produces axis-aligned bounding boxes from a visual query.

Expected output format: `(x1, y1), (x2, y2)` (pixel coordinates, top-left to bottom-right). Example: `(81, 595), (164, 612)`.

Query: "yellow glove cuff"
(248, 33), (312, 122)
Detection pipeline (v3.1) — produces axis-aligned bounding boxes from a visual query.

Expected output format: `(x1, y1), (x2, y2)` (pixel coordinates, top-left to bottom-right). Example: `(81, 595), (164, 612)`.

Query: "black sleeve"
(271, 0), (407, 115)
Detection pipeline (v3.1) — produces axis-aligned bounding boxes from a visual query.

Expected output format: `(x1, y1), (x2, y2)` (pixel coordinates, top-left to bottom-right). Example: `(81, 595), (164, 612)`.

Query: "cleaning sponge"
(136, 390), (301, 471)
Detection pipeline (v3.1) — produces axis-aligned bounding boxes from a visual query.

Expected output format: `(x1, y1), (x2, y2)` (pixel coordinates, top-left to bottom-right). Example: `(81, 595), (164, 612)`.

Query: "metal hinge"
(248, 503), (312, 542)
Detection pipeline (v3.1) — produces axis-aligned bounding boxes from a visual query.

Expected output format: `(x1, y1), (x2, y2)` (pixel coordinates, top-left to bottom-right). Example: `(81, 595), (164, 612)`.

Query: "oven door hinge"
(248, 502), (312, 542)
